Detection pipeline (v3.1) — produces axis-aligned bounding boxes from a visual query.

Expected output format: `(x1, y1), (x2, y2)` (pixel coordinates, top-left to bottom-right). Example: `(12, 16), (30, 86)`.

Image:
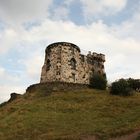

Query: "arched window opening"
(46, 59), (51, 71)
(70, 58), (76, 70)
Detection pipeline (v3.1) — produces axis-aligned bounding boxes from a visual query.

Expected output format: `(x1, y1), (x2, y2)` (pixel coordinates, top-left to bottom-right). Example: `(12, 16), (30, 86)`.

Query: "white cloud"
(0, 66), (26, 103)
(80, 0), (127, 20)
(0, 0), (53, 25)
(23, 52), (44, 81)
(0, 66), (21, 85)
(0, 67), (5, 76)
(0, 28), (18, 54)
(64, 0), (75, 6)
(111, 12), (140, 40)
(0, 85), (25, 103)
(49, 6), (69, 21)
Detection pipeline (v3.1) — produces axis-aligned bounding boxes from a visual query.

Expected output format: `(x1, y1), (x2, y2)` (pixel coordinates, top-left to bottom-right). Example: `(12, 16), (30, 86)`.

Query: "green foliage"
(127, 78), (140, 91)
(90, 73), (107, 90)
(110, 79), (133, 96)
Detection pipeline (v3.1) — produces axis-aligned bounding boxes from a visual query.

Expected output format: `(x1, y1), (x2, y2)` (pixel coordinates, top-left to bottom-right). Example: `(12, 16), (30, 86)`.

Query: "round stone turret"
(41, 42), (81, 83)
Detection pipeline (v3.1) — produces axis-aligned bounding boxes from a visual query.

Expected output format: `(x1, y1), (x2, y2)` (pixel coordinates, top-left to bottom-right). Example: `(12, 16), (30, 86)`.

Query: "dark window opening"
(56, 71), (60, 75)
(101, 65), (104, 69)
(72, 73), (75, 82)
(92, 68), (94, 73)
(46, 59), (51, 71)
(70, 58), (76, 70)
(98, 71), (101, 74)
(83, 74), (85, 78)
(56, 65), (59, 70)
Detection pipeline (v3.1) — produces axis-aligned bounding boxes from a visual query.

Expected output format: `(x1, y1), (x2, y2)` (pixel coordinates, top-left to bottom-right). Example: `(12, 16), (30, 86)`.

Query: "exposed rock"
(26, 82), (89, 94)
(8, 93), (21, 102)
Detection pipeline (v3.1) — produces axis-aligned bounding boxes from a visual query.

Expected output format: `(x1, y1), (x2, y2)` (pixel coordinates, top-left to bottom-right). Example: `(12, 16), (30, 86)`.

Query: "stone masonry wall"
(40, 42), (105, 85)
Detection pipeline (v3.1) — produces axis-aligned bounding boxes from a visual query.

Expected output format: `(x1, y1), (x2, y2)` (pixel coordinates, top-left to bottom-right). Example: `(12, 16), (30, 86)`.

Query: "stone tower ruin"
(40, 42), (105, 84)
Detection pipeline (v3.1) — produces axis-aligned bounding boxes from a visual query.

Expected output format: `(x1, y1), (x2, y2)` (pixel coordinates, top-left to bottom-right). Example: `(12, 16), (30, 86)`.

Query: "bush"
(127, 78), (140, 91)
(90, 73), (107, 90)
(110, 79), (133, 96)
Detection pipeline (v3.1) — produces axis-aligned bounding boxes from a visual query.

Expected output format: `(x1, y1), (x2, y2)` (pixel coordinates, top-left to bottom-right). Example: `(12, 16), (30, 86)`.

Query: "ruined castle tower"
(40, 42), (105, 84)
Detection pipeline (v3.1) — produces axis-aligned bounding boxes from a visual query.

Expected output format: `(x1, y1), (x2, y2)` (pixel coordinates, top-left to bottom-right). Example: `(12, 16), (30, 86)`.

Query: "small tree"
(127, 78), (140, 91)
(90, 73), (107, 90)
(110, 79), (133, 96)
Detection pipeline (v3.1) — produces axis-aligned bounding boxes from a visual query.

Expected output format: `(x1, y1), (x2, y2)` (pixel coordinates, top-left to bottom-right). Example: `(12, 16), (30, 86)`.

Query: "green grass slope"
(0, 89), (140, 140)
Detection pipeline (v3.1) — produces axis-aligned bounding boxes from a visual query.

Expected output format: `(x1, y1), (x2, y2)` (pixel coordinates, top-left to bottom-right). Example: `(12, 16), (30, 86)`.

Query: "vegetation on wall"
(89, 73), (107, 90)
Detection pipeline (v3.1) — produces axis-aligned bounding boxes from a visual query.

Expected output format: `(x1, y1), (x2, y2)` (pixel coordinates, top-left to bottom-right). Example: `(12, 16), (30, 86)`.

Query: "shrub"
(90, 73), (107, 90)
(110, 79), (133, 96)
(127, 78), (140, 91)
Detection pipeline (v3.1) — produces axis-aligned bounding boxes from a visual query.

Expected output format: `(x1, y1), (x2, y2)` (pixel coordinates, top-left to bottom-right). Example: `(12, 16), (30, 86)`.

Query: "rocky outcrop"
(26, 82), (88, 94)
(8, 93), (21, 102)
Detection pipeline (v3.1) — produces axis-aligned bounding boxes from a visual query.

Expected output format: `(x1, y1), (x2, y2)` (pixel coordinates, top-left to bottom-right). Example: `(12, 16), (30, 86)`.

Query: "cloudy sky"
(0, 0), (140, 103)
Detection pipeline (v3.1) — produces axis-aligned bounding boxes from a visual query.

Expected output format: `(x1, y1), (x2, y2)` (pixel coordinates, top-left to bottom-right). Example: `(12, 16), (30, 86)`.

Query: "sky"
(0, 0), (140, 103)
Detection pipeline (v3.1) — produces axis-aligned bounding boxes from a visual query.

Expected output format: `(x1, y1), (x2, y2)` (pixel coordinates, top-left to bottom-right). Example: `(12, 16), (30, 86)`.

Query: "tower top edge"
(46, 42), (81, 52)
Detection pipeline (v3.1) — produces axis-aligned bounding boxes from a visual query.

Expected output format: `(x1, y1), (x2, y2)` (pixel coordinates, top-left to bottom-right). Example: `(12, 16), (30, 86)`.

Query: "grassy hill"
(0, 86), (140, 140)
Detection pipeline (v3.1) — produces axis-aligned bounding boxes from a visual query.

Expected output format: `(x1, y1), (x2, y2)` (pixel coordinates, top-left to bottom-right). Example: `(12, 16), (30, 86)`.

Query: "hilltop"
(0, 83), (140, 140)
